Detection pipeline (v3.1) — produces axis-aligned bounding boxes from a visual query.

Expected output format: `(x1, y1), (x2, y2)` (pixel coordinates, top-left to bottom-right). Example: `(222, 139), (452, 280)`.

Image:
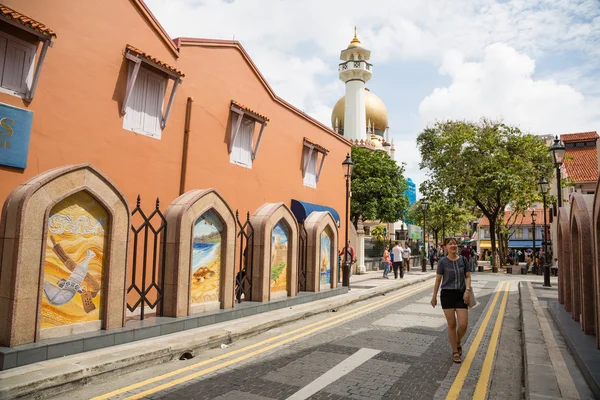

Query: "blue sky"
(146, 0), (600, 196)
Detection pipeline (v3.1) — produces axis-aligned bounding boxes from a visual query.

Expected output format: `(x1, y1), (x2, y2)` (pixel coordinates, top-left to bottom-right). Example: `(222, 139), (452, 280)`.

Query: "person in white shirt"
(392, 241), (404, 279)
(402, 243), (412, 272)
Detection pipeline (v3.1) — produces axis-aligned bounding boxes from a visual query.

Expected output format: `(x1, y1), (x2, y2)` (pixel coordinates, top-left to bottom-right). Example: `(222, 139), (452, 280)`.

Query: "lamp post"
(539, 176), (551, 287)
(342, 153), (354, 288)
(421, 200), (429, 272)
(531, 210), (537, 275)
(550, 136), (566, 211)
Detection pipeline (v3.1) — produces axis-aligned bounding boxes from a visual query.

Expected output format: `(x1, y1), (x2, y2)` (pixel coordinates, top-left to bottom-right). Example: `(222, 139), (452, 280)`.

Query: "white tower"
(338, 28), (372, 142)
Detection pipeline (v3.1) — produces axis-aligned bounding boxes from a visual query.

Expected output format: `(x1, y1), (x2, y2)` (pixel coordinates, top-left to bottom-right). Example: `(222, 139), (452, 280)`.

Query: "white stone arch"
(304, 211), (339, 292)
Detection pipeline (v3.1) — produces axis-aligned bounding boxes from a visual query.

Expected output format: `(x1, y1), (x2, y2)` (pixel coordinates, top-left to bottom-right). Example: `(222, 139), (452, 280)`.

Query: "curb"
(0, 273), (436, 399)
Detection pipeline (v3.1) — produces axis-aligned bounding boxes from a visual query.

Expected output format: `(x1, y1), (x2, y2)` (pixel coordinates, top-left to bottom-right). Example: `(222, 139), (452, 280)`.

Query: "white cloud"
(419, 43), (600, 134)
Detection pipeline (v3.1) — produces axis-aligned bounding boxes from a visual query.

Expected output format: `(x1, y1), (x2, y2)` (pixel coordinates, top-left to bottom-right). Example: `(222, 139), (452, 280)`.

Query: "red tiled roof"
(125, 45), (184, 77)
(564, 147), (598, 183)
(479, 209), (549, 226)
(560, 131), (599, 142)
(0, 4), (56, 38)
(231, 100), (270, 122)
(303, 138), (329, 154)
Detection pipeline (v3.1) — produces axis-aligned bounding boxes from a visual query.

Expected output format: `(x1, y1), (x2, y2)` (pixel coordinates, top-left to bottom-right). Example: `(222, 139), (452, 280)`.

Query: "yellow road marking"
(93, 281), (434, 400)
(445, 281), (509, 400)
(472, 281), (511, 399)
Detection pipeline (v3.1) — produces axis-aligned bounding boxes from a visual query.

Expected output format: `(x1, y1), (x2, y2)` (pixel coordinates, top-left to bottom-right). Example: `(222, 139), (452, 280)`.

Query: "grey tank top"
(436, 256), (469, 290)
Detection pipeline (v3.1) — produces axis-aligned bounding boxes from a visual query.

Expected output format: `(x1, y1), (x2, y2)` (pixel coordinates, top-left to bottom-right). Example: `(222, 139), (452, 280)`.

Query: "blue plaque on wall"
(0, 102), (33, 169)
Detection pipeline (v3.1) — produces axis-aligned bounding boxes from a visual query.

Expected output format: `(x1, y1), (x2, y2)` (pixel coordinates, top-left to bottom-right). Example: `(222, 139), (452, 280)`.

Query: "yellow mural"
(41, 192), (107, 329)
(190, 211), (223, 305)
(270, 222), (288, 293)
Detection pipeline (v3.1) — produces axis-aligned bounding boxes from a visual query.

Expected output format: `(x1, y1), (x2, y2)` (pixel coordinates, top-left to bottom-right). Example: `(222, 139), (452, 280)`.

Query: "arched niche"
(250, 203), (298, 302)
(557, 207), (571, 311)
(163, 189), (236, 317)
(569, 193), (595, 334)
(593, 178), (600, 347)
(304, 212), (338, 292)
(0, 164), (129, 347)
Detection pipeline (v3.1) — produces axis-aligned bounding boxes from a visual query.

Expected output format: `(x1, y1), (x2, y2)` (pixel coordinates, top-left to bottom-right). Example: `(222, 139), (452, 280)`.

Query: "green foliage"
(271, 262), (286, 281)
(350, 147), (409, 224)
(416, 119), (554, 263)
(370, 225), (386, 242)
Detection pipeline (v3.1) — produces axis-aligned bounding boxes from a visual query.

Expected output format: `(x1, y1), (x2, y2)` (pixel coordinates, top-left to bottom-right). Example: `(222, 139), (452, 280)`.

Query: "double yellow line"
(446, 280), (511, 400)
(94, 280), (434, 400)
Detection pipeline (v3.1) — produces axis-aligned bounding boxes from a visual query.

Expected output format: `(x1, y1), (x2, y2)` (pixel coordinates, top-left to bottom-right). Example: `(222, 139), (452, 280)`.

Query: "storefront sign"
(408, 224), (422, 239)
(0, 103), (33, 169)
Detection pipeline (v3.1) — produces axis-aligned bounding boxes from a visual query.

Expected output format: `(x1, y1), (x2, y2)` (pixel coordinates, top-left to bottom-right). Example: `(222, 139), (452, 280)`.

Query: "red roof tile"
(479, 209), (549, 226)
(231, 100), (270, 122)
(564, 146), (598, 183)
(0, 4), (56, 38)
(303, 138), (329, 154)
(125, 45), (184, 77)
(560, 131), (599, 142)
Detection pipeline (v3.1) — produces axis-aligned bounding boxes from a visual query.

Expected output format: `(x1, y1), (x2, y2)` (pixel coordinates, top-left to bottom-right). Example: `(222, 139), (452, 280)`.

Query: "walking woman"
(431, 238), (472, 363)
(382, 245), (391, 279)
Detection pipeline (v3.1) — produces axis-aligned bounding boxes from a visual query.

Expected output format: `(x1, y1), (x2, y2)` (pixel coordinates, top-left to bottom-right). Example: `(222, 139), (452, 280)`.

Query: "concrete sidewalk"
(0, 271), (436, 400)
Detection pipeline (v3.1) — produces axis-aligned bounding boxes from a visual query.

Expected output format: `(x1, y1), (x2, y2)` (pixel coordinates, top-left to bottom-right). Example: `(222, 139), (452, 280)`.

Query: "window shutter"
(143, 72), (164, 137)
(303, 147), (317, 188)
(241, 118), (254, 166)
(2, 37), (34, 94)
(124, 65), (147, 132)
(0, 37), (7, 85)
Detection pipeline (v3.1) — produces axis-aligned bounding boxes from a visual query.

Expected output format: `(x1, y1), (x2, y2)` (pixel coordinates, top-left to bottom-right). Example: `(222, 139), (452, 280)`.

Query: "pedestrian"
(428, 247), (436, 270)
(382, 245), (391, 279)
(402, 243), (411, 273)
(430, 237), (472, 364)
(461, 244), (472, 271)
(392, 241), (404, 279)
(552, 257), (558, 276)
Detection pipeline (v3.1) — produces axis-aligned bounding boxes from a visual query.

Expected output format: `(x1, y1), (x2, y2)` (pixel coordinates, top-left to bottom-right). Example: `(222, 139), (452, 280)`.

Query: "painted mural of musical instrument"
(49, 235), (100, 297)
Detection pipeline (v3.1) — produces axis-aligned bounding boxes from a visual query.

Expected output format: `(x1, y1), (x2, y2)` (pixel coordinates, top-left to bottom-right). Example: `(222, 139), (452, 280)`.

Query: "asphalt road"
(51, 273), (537, 400)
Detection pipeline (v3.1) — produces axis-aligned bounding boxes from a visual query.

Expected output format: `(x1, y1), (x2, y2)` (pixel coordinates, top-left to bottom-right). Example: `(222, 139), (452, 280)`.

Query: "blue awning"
(508, 240), (544, 248)
(291, 199), (340, 226)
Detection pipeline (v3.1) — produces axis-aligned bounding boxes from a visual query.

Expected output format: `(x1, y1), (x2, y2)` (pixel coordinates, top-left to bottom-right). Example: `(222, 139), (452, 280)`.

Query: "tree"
(350, 147), (409, 225)
(417, 119), (553, 270)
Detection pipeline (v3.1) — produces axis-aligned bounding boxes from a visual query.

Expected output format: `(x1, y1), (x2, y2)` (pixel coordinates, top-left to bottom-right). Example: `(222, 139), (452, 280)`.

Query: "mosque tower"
(332, 28), (389, 152)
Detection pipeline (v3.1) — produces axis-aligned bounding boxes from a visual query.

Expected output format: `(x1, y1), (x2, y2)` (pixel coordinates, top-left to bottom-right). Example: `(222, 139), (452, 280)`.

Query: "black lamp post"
(342, 153), (354, 288)
(531, 210), (537, 274)
(550, 136), (566, 211)
(539, 176), (551, 287)
(421, 200), (428, 272)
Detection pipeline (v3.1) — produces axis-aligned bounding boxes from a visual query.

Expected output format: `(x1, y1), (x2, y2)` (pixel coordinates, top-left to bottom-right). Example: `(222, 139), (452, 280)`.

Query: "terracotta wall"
(0, 0), (350, 241)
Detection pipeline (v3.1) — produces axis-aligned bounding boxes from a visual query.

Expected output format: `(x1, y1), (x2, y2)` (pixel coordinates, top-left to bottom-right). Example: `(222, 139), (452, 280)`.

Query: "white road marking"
(285, 348), (381, 400)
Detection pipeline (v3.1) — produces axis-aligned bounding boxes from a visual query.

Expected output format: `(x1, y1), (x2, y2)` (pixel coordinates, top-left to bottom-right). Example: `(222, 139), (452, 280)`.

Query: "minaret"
(338, 27), (372, 142)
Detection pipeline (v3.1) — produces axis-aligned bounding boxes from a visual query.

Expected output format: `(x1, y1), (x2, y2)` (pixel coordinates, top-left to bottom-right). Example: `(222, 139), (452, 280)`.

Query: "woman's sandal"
(457, 342), (462, 357)
(452, 352), (462, 364)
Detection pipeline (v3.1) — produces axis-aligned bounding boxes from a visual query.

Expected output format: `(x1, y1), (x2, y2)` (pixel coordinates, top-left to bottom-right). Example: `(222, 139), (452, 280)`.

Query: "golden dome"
(348, 26), (362, 48)
(331, 88), (389, 136)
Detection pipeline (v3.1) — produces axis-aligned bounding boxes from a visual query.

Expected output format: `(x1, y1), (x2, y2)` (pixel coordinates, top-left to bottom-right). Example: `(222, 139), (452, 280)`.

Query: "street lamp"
(550, 136), (566, 212)
(342, 153), (354, 288)
(539, 176), (551, 287)
(421, 200), (429, 272)
(531, 210), (537, 275)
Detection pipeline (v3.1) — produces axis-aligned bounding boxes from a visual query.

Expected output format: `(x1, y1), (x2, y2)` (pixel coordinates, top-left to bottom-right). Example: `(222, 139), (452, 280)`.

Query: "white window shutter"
(303, 147), (317, 188)
(143, 72), (164, 137)
(241, 119), (254, 166)
(2, 37), (34, 95)
(124, 66), (147, 133)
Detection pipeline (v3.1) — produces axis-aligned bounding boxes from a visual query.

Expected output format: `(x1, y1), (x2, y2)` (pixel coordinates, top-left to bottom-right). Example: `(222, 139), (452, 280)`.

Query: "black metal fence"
(297, 224), (308, 291)
(127, 196), (167, 320)
(235, 211), (254, 303)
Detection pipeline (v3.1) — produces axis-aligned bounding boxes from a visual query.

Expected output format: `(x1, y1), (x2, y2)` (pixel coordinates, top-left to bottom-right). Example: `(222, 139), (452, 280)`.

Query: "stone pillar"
(356, 217), (366, 274)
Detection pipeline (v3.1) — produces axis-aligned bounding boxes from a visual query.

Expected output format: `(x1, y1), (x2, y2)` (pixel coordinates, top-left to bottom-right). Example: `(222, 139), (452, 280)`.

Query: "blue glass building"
(404, 178), (416, 205)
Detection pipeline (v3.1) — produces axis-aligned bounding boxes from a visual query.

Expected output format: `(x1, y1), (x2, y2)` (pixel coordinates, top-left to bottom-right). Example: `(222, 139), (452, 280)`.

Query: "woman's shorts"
(440, 289), (468, 309)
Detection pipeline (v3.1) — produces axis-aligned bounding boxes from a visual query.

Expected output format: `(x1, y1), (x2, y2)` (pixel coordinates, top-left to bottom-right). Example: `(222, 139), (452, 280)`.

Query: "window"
(0, 31), (35, 97)
(229, 101), (269, 167)
(302, 138), (328, 188)
(303, 147), (317, 188)
(230, 114), (254, 167)
(512, 228), (524, 240)
(122, 64), (166, 138)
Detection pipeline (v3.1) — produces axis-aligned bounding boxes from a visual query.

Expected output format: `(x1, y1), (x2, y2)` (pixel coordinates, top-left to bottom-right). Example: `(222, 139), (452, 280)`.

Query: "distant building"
(405, 178), (416, 205)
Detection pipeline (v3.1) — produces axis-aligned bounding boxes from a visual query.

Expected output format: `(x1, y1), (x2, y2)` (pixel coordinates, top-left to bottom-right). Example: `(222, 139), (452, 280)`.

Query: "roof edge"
(132, 0), (179, 57)
(176, 37), (351, 147)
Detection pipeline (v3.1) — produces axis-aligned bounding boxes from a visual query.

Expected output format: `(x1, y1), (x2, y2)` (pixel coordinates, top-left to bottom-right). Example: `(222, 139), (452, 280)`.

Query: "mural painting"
(320, 232), (331, 289)
(191, 211), (223, 304)
(42, 192), (106, 329)
(271, 221), (289, 294)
